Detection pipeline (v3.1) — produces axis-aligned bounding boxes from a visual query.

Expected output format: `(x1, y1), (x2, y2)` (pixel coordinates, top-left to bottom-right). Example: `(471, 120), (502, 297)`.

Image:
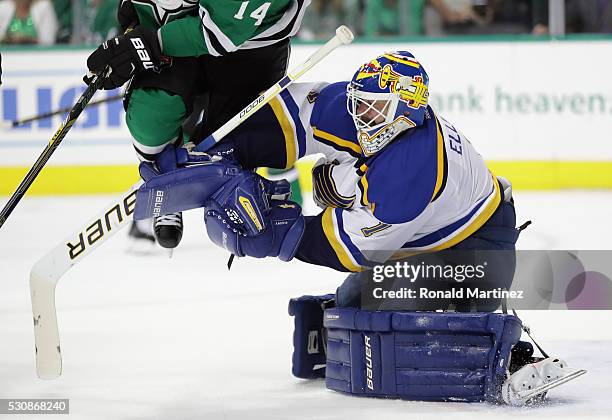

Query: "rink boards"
(1, 37), (611, 194)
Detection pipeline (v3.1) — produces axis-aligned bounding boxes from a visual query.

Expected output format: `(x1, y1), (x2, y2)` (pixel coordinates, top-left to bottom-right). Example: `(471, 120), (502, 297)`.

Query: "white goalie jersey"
(250, 80), (501, 271)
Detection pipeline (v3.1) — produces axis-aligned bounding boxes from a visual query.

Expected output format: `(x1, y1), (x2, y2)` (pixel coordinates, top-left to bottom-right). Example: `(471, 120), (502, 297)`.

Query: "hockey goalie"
(131, 50), (586, 405)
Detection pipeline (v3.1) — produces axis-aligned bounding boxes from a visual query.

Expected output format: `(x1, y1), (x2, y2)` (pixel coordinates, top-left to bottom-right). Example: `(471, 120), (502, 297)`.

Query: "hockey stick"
(0, 93), (123, 129)
(30, 183), (142, 379)
(29, 26), (354, 379)
(0, 74), (106, 231)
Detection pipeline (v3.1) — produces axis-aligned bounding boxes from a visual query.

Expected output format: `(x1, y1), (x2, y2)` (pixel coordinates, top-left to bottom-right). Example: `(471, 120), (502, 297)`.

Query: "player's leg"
(449, 176), (520, 310)
(127, 89), (186, 160)
(334, 273), (363, 308)
(125, 57), (200, 249)
(126, 88), (188, 248)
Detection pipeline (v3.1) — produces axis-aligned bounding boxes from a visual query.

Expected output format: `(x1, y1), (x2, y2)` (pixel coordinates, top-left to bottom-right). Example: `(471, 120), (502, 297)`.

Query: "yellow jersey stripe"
(269, 97), (297, 169)
(322, 208), (362, 272)
(430, 173), (501, 251)
(360, 175), (370, 206)
(313, 127), (362, 155)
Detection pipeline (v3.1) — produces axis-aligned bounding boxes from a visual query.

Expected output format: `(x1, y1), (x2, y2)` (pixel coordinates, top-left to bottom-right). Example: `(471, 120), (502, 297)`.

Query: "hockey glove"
(117, 0), (139, 32)
(85, 26), (168, 90)
(204, 172), (305, 261)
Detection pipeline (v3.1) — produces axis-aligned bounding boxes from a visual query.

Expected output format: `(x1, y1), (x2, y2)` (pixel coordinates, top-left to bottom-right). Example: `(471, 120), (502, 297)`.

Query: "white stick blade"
(335, 26), (354, 44)
(30, 269), (62, 379)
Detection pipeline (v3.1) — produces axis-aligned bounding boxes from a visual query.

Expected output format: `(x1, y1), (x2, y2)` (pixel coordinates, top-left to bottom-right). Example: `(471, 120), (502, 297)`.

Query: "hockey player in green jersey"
(86, 0), (310, 248)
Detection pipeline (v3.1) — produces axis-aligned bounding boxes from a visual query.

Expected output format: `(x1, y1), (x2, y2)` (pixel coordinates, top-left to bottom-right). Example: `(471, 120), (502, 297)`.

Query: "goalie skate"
(502, 357), (587, 406)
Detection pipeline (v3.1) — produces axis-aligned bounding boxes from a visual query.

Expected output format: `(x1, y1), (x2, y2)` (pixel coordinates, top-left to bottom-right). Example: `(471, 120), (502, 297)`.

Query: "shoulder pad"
(310, 82), (362, 157)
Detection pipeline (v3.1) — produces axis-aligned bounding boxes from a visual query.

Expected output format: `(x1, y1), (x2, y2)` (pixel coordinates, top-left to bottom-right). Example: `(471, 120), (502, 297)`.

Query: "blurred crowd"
(0, 0), (610, 46)
(0, 0), (118, 45)
(302, 0), (612, 38)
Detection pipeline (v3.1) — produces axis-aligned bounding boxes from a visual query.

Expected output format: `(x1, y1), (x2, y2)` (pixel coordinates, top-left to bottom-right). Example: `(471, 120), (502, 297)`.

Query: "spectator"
(89, 0), (120, 43)
(531, 0), (549, 34)
(486, 0), (533, 34)
(424, 0), (492, 36)
(0, 0), (58, 44)
(300, 0), (345, 40)
(530, 0), (612, 35)
(52, 0), (70, 43)
(363, 0), (426, 36)
(566, 0), (612, 33)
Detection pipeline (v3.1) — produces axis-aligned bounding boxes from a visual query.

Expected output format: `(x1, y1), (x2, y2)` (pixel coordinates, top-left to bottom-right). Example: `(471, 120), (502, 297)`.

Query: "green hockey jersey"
(131, 0), (310, 57)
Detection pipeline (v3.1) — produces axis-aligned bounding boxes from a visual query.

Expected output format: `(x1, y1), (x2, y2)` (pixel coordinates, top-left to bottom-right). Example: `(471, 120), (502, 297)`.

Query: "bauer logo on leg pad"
(365, 335), (374, 390)
(152, 190), (164, 217)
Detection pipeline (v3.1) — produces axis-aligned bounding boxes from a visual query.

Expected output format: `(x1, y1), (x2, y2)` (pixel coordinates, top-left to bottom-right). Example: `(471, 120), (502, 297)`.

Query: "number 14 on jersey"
(234, 1), (272, 26)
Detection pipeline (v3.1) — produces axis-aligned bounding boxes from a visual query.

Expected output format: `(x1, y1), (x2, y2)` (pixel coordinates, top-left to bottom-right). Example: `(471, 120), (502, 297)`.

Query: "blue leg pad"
(134, 161), (242, 220)
(288, 294), (335, 379)
(324, 309), (522, 402)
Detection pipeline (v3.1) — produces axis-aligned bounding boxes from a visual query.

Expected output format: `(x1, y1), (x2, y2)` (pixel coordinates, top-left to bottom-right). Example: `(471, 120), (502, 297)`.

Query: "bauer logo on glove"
(85, 26), (169, 90)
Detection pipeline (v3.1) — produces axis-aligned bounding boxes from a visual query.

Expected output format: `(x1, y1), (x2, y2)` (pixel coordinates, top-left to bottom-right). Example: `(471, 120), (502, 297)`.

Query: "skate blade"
(517, 368), (587, 401)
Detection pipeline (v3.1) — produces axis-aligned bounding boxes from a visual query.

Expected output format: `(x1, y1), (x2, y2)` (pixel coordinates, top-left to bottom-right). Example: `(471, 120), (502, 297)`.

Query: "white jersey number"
(234, 1), (271, 26)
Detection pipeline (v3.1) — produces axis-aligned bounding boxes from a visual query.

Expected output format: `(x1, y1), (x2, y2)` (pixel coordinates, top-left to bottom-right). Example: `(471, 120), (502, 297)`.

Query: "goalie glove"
(204, 172), (304, 261)
(85, 26), (169, 90)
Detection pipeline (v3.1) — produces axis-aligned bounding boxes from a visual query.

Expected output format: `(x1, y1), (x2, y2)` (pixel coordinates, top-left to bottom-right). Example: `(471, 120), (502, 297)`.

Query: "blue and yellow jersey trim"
(358, 174), (370, 208)
(268, 91), (307, 169)
(312, 127), (362, 158)
(321, 207), (366, 272)
(399, 173), (501, 254)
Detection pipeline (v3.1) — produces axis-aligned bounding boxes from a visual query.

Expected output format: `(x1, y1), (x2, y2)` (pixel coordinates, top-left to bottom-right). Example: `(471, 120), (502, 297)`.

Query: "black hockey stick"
(1, 93), (123, 128)
(0, 73), (106, 230)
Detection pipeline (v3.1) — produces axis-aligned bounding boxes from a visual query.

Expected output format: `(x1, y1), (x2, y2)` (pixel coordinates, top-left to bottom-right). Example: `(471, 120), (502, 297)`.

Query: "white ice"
(1, 191), (611, 420)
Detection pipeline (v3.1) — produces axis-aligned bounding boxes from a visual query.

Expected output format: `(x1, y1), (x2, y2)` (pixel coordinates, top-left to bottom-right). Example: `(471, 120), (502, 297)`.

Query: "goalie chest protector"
(324, 308), (522, 402)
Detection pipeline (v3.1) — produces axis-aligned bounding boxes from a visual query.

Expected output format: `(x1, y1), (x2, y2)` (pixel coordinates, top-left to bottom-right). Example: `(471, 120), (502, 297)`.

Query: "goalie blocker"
(289, 295), (586, 404)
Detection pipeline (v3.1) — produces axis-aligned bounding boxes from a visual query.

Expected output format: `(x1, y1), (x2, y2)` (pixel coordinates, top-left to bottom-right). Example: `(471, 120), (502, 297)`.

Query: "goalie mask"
(347, 51), (429, 156)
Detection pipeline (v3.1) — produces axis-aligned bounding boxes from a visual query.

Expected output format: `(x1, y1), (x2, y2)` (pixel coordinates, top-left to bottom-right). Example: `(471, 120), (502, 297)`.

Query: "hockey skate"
(502, 357), (587, 406)
(154, 212), (183, 249)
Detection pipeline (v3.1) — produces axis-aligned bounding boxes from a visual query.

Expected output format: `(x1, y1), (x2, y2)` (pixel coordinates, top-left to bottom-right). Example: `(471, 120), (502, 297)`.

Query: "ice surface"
(0, 191), (611, 419)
